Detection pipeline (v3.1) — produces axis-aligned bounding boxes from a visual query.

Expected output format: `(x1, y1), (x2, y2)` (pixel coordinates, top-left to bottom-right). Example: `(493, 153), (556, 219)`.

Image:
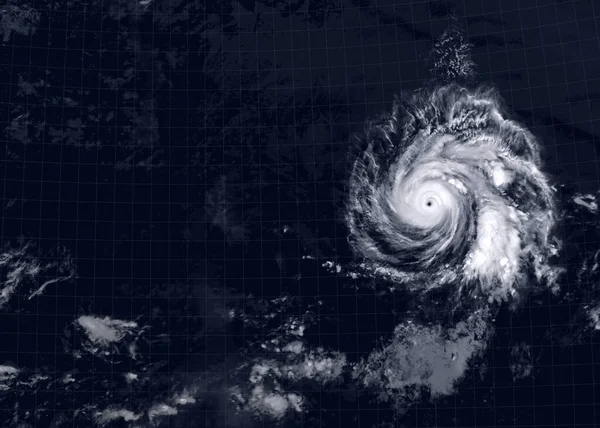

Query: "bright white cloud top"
(346, 84), (561, 302)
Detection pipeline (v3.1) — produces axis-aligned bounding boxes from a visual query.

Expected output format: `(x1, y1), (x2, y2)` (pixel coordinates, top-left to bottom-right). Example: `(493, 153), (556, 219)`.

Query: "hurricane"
(346, 84), (561, 302)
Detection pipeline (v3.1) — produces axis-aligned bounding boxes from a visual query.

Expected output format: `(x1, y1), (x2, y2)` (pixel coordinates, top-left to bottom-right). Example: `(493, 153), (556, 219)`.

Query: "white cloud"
(0, 365), (18, 390)
(148, 403), (178, 421)
(77, 315), (138, 346)
(355, 311), (490, 405)
(0, 243), (75, 308)
(95, 408), (141, 424)
(573, 193), (598, 213)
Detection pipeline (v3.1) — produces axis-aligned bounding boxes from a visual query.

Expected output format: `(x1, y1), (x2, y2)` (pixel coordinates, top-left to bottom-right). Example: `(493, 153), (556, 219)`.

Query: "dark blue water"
(1, 0), (600, 427)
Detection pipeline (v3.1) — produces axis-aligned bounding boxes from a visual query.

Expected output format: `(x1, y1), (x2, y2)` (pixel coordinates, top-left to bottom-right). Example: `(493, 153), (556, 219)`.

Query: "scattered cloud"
(230, 342), (347, 420)
(354, 310), (491, 407)
(0, 3), (40, 42)
(509, 342), (534, 381)
(94, 408), (141, 425)
(0, 365), (18, 391)
(76, 315), (146, 359)
(573, 193), (598, 214)
(0, 242), (76, 308)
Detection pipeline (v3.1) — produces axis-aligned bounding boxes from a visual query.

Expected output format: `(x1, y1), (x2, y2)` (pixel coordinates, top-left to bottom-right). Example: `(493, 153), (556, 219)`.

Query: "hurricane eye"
(346, 86), (558, 300)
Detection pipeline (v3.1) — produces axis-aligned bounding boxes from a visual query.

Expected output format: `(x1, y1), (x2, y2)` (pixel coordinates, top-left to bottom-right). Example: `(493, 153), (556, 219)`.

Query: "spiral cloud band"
(347, 85), (559, 301)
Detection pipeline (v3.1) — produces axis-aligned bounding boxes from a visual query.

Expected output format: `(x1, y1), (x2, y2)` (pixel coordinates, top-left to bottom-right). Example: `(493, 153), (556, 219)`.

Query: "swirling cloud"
(347, 84), (561, 302)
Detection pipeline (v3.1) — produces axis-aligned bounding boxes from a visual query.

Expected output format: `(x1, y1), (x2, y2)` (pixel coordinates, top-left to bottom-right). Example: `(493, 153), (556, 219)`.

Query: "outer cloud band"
(346, 84), (561, 302)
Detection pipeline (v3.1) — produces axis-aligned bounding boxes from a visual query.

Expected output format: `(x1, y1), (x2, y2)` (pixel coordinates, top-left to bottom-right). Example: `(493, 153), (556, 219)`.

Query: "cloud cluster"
(346, 84), (561, 302)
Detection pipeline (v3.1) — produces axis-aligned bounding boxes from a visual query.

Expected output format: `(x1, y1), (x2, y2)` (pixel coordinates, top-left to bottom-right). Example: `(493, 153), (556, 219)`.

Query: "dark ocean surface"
(1, 0), (600, 427)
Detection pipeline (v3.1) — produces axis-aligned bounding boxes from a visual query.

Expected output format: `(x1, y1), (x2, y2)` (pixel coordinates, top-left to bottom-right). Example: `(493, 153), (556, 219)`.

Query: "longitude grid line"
(534, 1), (558, 427)
(456, 1), (467, 422)
(286, 0), (304, 426)
(372, 0), (388, 421)
(33, 0), (59, 420)
(127, 1), (139, 416)
(497, 1), (521, 427)
(202, 4), (209, 426)
(93, 0), (111, 416)
(550, 1), (581, 427)
(0, 0), (20, 412)
(90, 0), (106, 419)
(356, 2), (376, 425)
(149, 0), (158, 418)
(513, 0), (543, 424)
(408, 3), (426, 426)
(183, 0), (192, 420)
(220, 2), (231, 425)
(269, 2), (292, 428)
(578, 0), (600, 425)
(24, 0), (51, 418)
(478, 0), (502, 428)
(304, 3), (320, 425)
(314, 1), (338, 422)
(264, 2), (276, 424)
(151, 0), (159, 418)
(389, 0), (407, 425)
(239, 3), (248, 428)
(321, 8), (342, 428)
(479, 0), (501, 426)
(337, 3), (363, 425)
(64, 0), (87, 417)
(423, 7), (447, 428)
